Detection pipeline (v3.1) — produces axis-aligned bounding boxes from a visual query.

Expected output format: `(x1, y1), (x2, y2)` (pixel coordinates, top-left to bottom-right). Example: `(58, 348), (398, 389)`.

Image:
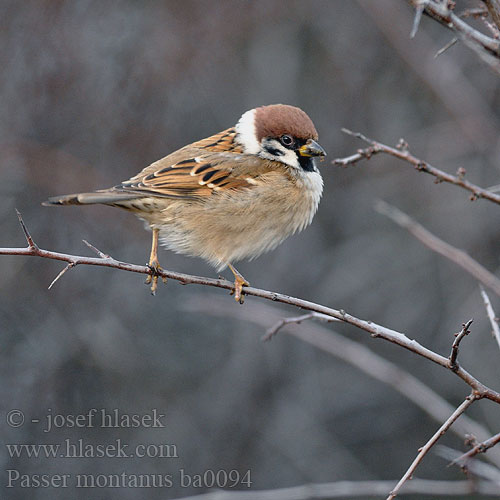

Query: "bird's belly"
(154, 174), (322, 269)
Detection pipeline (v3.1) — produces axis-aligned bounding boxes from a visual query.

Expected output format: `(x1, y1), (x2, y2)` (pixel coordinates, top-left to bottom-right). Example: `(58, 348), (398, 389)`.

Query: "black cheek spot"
(264, 145), (283, 157)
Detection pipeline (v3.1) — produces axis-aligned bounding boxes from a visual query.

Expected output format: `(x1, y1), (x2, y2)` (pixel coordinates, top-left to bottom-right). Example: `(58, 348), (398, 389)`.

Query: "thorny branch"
(332, 129), (500, 206)
(188, 296), (500, 466)
(407, 0), (500, 76)
(387, 393), (479, 500)
(2, 211), (500, 405)
(452, 432), (500, 466)
(262, 312), (339, 342)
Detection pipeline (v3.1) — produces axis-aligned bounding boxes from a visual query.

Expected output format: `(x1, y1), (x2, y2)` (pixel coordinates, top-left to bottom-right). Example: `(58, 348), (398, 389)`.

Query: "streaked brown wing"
(193, 128), (244, 153)
(118, 156), (253, 199)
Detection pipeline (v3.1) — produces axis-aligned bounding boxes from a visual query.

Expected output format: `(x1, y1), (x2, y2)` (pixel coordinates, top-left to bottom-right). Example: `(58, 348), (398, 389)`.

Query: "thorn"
(15, 209), (38, 249)
(48, 262), (75, 289)
(434, 37), (458, 58)
(410, 2), (426, 38)
(82, 239), (110, 259)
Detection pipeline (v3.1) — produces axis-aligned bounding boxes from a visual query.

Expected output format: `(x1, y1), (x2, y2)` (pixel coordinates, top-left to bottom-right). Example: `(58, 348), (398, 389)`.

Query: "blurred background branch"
(375, 201), (500, 297)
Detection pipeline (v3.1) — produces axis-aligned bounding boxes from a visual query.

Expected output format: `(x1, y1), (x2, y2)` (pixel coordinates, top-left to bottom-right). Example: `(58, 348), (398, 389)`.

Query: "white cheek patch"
(235, 109), (260, 154)
(259, 139), (301, 169)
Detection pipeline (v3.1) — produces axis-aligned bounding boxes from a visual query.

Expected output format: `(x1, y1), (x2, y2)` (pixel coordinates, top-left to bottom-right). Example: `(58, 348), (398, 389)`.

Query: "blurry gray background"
(1, 1), (500, 499)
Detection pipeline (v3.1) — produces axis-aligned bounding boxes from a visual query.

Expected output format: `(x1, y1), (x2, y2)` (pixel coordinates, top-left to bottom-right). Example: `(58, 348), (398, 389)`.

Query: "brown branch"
(168, 478), (500, 500)
(480, 287), (500, 351)
(332, 129), (500, 206)
(437, 444), (500, 482)
(408, 0), (500, 75)
(387, 392), (479, 500)
(187, 296), (500, 466)
(3, 212), (500, 405)
(449, 319), (474, 371)
(452, 432), (500, 466)
(262, 312), (339, 342)
(375, 201), (500, 298)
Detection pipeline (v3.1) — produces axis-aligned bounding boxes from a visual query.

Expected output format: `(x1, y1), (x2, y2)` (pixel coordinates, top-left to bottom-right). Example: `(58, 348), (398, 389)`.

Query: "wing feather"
(114, 129), (259, 199)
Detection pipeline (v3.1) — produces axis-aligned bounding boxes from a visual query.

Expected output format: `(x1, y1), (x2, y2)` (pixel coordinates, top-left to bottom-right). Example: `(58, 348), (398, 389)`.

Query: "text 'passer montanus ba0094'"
(44, 104), (327, 302)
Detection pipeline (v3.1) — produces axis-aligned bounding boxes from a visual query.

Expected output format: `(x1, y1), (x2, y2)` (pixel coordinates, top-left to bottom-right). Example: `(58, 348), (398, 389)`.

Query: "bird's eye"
(280, 135), (294, 147)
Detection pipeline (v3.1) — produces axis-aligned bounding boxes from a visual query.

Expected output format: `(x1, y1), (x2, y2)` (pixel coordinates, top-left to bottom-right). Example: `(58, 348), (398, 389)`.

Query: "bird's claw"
(231, 275), (249, 304)
(146, 260), (166, 295)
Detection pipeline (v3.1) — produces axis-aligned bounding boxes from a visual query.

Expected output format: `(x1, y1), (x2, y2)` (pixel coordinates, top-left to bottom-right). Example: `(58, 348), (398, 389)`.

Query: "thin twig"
(82, 239), (110, 259)
(387, 393), (479, 500)
(449, 319), (474, 371)
(459, 7), (489, 19)
(48, 262), (76, 290)
(3, 212), (500, 404)
(167, 478), (500, 500)
(333, 129), (500, 206)
(262, 312), (338, 342)
(437, 445), (500, 482)
(434, 37), (458, 58)
(480, 286), (500, 352)
(375, 200), (500, 298)
(452, 432), (500, 466)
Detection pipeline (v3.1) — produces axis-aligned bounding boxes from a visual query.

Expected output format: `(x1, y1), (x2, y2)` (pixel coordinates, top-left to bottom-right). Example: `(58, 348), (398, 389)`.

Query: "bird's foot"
(145, 259), (167, 295)
(228, 264), (249, 304)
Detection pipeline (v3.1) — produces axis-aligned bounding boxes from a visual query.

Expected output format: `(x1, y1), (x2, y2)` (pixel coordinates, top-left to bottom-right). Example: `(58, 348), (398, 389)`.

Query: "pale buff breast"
(150, 169), (323, 269)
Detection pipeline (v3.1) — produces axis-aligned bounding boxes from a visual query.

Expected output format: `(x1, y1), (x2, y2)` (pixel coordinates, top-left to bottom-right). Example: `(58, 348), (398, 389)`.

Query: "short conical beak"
(298, 139), (327, 158)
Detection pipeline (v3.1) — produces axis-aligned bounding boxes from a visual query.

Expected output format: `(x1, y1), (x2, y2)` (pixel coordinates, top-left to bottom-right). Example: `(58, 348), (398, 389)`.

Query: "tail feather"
(42, 191), (142, 206)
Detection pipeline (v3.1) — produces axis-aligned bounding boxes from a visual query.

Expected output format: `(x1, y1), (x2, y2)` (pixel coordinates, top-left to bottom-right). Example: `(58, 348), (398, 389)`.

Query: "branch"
(480, 287), (500, 352)
(481, 0), (500, 31)
(262, 312), (339, 342)
(408, 0), (500, 76)
(3, 212), (500, 404)
(449, 319), (474, 371)
(186, 296), (500, 466)
(332, 129), (500, 206)
(452, 432), (500, 466)
(168, 478), (500, 500)
(387, 393), (479, 500)
(437, 444), (500, 483)
(375, 200), (500, 298)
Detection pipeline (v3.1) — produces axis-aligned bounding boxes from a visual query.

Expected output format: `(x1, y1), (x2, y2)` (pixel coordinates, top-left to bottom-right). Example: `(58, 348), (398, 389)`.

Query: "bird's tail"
(42, 190), (141, 206)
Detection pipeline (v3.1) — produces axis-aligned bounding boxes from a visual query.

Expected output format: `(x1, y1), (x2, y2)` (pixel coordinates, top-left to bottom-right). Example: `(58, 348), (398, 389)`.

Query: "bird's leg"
(145, 228), (166, 295)
(228, 263), (249, 304)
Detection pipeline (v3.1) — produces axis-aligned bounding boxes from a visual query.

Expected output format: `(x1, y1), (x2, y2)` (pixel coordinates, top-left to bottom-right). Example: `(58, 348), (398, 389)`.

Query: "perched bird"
(44, 104), (326, 302)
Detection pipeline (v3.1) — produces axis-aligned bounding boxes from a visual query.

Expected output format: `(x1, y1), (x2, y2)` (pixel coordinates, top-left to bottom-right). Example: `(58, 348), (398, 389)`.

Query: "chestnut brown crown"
(254, 104), (319, 142)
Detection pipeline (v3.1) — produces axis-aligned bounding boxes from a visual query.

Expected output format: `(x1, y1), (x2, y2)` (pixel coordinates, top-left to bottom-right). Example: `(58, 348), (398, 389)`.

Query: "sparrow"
(44, 104), (326, 302)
